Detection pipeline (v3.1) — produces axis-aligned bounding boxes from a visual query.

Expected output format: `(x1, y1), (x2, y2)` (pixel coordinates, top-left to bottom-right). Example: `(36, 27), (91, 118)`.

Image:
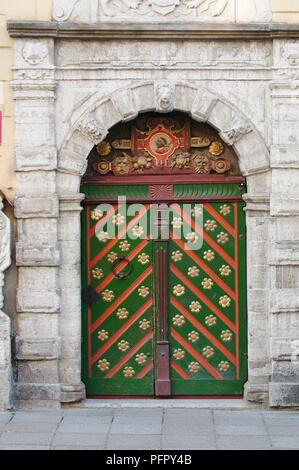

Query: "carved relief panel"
(83, 112), (241, 181)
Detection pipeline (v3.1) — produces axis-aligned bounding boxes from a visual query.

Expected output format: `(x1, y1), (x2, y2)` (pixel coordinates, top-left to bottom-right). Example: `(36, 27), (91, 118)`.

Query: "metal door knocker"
(111, 256), (133, 280)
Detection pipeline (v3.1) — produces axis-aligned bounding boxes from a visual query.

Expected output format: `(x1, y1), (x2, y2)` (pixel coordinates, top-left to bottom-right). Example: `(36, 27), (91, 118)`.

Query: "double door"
(82, 194), (247, 396)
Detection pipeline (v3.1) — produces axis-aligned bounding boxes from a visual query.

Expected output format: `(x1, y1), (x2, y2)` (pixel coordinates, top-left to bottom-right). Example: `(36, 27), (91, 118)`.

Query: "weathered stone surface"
(14, 196), (59, 219)
(16, 337), (61, 361)
(269, 383), (299, 408)
(16, 243), (60, 266)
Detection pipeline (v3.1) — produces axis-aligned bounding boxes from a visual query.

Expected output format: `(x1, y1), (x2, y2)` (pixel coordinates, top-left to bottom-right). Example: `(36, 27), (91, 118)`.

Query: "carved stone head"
(155, 82), (175, 113)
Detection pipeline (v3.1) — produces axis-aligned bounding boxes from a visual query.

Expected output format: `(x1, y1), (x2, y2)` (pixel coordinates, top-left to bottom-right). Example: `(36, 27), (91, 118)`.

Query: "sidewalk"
(0, 408), (299, 450)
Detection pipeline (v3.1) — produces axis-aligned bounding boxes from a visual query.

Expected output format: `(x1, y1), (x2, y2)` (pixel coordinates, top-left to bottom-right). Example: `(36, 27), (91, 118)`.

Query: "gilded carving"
(97, 140), (112, 157)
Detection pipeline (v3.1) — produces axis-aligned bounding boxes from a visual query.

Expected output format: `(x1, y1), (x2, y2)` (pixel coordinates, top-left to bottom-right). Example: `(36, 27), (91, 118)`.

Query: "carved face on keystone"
(157, 84), (173, 111)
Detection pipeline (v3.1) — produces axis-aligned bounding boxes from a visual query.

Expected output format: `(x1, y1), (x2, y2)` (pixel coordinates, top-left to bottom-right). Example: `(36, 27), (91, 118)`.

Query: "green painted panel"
(82, 184), (148, 199)
(173, 183), (245, 199)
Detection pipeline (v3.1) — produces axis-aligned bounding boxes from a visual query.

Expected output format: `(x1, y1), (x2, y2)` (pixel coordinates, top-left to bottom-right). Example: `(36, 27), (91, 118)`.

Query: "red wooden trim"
(91, 265), (153, 333)
(170, 296), (236, 365)
(91, 298), (152, 365)
(171, 328), (223, 380)
(86, 394), (243, 399)
(171, 236), (235, 300)
(135, 359), (154, 379)
(204, 203), (235, 237)
(105, 331), (152, 378)
(86, 207), (92, 378)
(234, 202), (240, 380)
(82, 175), (245, 185)
(83, 196), (244, 205)
(171, 360), (191, 380)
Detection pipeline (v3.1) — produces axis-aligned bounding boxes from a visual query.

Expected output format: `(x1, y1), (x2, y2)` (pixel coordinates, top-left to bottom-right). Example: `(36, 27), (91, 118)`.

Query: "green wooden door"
(81, 185), (247, 396)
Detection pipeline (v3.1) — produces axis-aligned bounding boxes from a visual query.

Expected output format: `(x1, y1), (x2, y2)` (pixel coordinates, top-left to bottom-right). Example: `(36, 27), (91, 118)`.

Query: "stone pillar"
(0, 196), (12, 410)
(268, 39), (299, 407)
(13, 38), (61, 408)
(243, 186), (272, 405)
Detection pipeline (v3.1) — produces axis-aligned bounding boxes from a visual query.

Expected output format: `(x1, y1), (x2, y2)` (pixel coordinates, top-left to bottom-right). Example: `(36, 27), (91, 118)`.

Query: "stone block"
(14, 196), (59, 219)
(15, 337), (61, 361)
(132, 82), (155, 113)
(271, 169), (299, 215)
(57, 173), (81, 196)
(18, 267), (58, 291)
(247, 289), (269, 313)
(58, 264), (81, 289)
(17, 360), (60, 384)
(58, 213), (81, 242)
(16, 383), (61, 402)
(271, 289), (299, 313)
(14, 147), (57, 171)
(16, 171), (57, 196)
(18, 218), (58, 244)
(94, 98), (120, 131)
(17, 288), (60, 313)
(174, 83), (196, 113)
(272, 360), (299, 383)
(271, 312), (299, 338)
(191, 88), (218, 122)
(271, 145), (299, 168)
(111, 89), (137, 122)
(233, 133), (270, 175)
(17, 314), (59, 338)
(244, 382), (269, 405)
(271, 337), (299, 362)
(208, 100), (239, 132)
(60, 383), (85, 403)
(269, 383), (299, 407)
(16, 243), (60, 266)
(59, 241), (80, 265)
(274, 266), (299, 288)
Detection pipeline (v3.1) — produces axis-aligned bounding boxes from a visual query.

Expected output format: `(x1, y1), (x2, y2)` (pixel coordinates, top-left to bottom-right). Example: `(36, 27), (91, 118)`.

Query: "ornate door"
(81, 113), (247, 397)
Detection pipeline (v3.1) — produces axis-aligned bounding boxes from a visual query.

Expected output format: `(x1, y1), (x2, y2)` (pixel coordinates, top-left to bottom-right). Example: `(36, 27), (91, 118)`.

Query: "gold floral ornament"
(139, 319), (151, 331)
(102, 289), (114, 302)
(172, 250), (183, 262)
(189, 301), (202, 313)
(219, 265), (232, 277)
(91, 208), (103, 221)
(132, 224), (144, 238)
(205, 315), (217, 327)
(97, 359), (110, 371)
(173, 348), (185, 360)
(219, 295), (231, 308)
(209, 141), (224, 156)
(217, 232), (229, 244)
(97, 230), (109, 243)
(188, 266), (200, 278)
(138, 253), (150, 265)
(107, 252), (118, 263)
(220, 204), (231, 216)
(92, 268), (104, 280)
(188, 362), (200, 373)
(112, 213), (125, 226)
(203, 250), (215, 261)
(188, 331), (199, 343)
(218, 361), (230, 372)
(97, 329), (109, 341)
(191, 206), (202, 217)
(138, 286), (149, 298)
(202, 346), (215, 358)
(221, 330), (233, 342)
(135, 353), (147, 365)
(173, 284), (185, 297)
(118, 340), (130, 352)
(96, 140), (111, 157)
(172, 315), (185, 327)
(204, 219), (217, 232)
(116, 307), (129, 320)
(201, 278), (214, 290)
(119, 240), (131, 252)
(123, 366), (135, 378)
(171, 217), (183, 229)
(186, 232), (199, 245)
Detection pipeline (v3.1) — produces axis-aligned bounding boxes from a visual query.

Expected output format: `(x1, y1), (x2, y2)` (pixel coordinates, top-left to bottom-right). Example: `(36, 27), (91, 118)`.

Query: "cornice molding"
(7, 21), (299, 40)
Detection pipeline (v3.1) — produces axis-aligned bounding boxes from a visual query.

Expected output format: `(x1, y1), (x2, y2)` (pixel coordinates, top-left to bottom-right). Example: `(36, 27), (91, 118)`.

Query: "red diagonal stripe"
(95, 239), (149, 293)
(105, 331), (152, 378)
(172, 236), (235, 300)
(91, 298), (152, 365)
(172, 204), (235, 268)
(136, 359), (153, 379)
(171, 264), (236, 332)
(171, 296), (236, 365)
(171, 360), (190, 379)
(90, 205), (149, 268)
(171, 328), (223, 380)
(91, 265), (152, 333)
(204, 203), (235, 236)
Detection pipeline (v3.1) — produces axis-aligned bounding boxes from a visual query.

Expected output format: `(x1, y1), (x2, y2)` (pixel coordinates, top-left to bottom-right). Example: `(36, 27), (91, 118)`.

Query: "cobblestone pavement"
(0, 408), (299, 450)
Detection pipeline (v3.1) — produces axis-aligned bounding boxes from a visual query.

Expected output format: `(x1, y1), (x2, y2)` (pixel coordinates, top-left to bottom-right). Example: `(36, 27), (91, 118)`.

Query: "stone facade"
(0, 0), (299, 409)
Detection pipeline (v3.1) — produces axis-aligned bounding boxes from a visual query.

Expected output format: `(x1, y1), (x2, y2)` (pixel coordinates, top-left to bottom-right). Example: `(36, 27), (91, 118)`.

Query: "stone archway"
(55, 81), (271, 404)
